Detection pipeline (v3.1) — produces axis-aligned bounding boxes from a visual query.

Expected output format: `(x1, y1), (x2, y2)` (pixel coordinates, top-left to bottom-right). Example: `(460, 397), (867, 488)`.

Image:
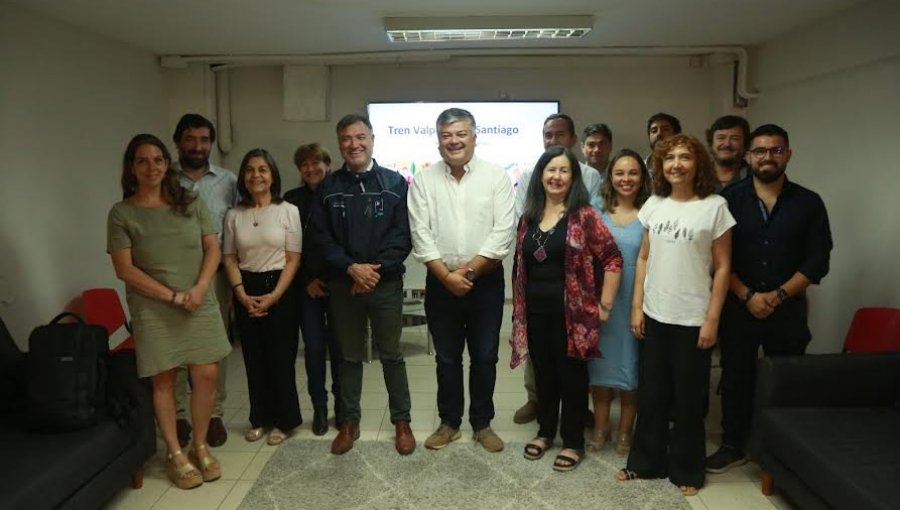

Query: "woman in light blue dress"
(587, 149), (652, 455)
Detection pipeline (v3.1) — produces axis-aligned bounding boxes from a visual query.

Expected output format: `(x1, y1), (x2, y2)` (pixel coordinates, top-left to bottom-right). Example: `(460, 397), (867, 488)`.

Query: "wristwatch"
(776, 287), (789, 303)
(464, 268), (476, 282)
(742, 288), (756, 304)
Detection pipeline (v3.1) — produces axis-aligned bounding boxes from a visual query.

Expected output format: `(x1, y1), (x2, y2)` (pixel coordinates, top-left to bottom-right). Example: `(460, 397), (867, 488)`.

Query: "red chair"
(843, 307), (900, 353)
(82, 288), (135, 352)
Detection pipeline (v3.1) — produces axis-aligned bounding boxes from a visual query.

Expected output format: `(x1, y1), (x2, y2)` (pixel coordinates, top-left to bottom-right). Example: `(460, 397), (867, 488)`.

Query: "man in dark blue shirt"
(311, 113), (416, 457)
(706, 124), (833, 473)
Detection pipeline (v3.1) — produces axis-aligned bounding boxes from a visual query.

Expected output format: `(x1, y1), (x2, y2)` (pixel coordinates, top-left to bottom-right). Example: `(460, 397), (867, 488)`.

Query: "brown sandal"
(166, 450), (203, 490)
(523, 437), (552, 460)
(188, 443), (221, 482)
(679, 485), (699, 496)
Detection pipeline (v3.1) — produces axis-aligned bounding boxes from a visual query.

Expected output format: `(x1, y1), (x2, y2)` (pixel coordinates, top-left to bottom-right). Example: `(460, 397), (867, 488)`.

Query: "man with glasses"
(706, 124), (833, 473)
(706, 115), (751, 193)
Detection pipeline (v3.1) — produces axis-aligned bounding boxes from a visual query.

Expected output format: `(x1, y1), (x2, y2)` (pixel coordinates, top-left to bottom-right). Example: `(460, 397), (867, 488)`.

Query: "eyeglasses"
(748, 146), (787, 158)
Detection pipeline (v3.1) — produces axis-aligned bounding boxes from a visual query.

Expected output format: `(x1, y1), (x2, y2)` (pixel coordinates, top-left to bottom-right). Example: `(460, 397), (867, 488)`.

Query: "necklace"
(531, 226), (556, 262)
(251, 209), (260, 227)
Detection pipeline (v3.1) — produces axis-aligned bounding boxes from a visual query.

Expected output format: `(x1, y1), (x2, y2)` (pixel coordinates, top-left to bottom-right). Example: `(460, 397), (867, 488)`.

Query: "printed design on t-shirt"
(651, 218), (694, 242)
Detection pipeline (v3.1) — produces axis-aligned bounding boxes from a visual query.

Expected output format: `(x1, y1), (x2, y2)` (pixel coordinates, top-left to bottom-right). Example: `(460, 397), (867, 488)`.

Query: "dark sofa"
(0, 318), (156, 510)
(750, 352), (900, 510)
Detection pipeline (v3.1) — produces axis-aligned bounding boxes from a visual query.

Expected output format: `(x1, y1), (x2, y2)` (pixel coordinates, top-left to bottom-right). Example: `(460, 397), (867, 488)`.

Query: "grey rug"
(238, 440), (691, 510)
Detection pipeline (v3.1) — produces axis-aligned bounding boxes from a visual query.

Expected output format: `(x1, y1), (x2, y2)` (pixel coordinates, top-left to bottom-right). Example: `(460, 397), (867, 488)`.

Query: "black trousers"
(425, 269), (504, 431)
(719, 296), (810, 449)
(527, 309), (588, 450)
(235, 270), (302, 431)
(627, 316), (711, 488)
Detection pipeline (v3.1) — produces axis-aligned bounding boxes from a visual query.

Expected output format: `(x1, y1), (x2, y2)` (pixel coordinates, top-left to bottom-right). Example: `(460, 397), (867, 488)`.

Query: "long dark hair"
(237, 148), (284, 206)
(600, 148), (652, 213)
(121, 133), (195, 216)
(522, 146), (590, 224)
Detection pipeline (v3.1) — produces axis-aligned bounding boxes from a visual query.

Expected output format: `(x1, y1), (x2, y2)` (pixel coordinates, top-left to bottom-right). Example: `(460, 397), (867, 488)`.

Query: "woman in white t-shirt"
(616, 134), (735, 496)
(223, 149), (302, 446)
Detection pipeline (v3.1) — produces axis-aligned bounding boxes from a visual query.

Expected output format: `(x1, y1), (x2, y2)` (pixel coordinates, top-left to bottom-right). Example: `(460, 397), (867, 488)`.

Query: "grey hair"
(436, 107), (477, 132)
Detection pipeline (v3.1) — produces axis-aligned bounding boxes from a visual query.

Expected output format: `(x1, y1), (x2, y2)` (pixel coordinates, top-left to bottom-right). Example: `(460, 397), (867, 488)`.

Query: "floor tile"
(217, 481), (254, 510)
(150, 479), (234, 510)
(698, 481), (778, 510)
(239, 451), (275, 481)
(105, 477), (169, 510)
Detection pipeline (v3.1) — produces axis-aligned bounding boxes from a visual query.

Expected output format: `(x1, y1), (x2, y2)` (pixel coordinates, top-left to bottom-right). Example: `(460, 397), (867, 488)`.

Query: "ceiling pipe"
(162, 45), (760, 102)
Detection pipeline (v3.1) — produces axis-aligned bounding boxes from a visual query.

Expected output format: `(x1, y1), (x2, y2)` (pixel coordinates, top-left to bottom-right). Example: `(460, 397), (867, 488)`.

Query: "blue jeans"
(425, 268), (504, 431)
(298, 288), (342, 410)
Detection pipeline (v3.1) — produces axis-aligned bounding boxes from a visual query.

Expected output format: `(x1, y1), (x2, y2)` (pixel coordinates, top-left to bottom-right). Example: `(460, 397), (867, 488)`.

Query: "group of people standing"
(107, 107), (831, 497)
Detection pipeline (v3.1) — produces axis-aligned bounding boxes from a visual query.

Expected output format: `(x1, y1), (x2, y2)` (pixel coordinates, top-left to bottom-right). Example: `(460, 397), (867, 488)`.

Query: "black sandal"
(552, 449), (583, 472)
(523, 437), (551, 460)
(616, 469), (640, 481)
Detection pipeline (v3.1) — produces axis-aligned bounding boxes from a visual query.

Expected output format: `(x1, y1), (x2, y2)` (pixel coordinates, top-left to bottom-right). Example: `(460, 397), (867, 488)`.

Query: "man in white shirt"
(581, 123), (614, 173)
(408, 108), (515, 452)
(512, 113), (603, 424)
(171, 113), (238, 448)
(514, 114), (602, 217)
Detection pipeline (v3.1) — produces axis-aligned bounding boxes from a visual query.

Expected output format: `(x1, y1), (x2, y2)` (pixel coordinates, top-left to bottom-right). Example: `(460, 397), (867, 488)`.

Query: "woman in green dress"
(107, 134), (231, 490)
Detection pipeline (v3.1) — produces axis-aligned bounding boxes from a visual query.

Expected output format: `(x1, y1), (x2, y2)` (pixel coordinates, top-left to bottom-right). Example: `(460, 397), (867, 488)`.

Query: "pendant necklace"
(252, 209), (260, 227)
(532, 226), (556, 262)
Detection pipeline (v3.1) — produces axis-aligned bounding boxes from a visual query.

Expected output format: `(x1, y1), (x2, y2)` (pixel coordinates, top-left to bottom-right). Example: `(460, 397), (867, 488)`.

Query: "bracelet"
(170, 290), (177, 303)
(232, 282), (244, 291)
(600, 303), (613, 313)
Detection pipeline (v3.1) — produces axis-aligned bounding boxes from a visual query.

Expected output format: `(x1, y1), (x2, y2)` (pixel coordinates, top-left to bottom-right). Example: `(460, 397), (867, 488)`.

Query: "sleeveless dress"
(587, 211), (642, 390)
(107, 199), (231, 377)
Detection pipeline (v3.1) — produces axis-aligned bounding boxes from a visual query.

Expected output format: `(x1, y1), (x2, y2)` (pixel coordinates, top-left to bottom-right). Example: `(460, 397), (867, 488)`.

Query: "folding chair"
(82, 288), (135, 351)
(844, 307), (900, 353)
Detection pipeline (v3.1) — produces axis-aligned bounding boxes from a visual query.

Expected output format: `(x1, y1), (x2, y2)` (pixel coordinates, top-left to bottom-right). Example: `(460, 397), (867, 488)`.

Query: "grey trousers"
(175, 269), (230, 419)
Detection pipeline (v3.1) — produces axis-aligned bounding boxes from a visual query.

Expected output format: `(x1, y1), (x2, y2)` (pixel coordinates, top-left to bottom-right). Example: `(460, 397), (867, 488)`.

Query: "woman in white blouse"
(617, 134), (734, 496)
(223, 148), (302, 446)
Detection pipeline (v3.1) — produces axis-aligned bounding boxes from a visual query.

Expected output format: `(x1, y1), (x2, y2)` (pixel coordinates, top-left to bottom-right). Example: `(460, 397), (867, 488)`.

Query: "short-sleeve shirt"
(638, 194), (736, 326)
(222, 201), (302, 272)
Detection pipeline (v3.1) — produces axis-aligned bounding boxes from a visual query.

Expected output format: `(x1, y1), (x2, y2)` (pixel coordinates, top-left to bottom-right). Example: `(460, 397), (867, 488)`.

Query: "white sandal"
(245, 427), (267, 442)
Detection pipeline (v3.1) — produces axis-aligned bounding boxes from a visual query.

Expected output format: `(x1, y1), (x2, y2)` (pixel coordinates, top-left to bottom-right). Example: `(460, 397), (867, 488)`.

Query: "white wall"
(0, 4), (167, 346)
(747, 0), (900, 352)
(165, 56), (725, 289)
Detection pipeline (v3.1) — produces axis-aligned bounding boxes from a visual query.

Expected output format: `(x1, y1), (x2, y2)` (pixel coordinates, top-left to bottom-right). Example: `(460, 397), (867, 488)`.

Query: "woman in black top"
(283, 143), (343, 435)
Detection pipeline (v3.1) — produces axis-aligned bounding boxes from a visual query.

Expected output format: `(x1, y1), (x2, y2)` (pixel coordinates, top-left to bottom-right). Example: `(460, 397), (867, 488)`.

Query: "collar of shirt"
(344, 159), (375, 174)
(173, 161), (227, 182)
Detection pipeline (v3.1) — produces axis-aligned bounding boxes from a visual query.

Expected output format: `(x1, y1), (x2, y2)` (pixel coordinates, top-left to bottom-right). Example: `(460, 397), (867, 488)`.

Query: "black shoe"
(312, 407), (329, 436)
(207, 416), (228, 447)
(176, 418), (192, 448)
(705, 444), (747, 473)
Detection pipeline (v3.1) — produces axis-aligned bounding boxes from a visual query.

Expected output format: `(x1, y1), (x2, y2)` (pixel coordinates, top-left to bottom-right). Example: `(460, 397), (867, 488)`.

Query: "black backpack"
(26, 312), (110, 432)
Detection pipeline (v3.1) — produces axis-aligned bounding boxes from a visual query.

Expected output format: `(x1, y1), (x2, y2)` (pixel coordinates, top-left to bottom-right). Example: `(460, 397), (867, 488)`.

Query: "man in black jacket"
(311, 113), (416, 456)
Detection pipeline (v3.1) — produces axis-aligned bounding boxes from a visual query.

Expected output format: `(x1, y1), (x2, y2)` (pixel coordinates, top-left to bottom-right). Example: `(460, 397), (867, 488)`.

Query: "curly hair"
(600, 149), (652, 213)
(650, 134), (716, 198)
(121, 134), (196, 216)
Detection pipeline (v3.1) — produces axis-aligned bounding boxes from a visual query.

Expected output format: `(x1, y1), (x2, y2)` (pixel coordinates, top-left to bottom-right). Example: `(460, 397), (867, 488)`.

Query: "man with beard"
(645, 112), (681, 170)
(707, 124), (833, 473)
(706, 115), (750, 192)
(581, 123), (613, 173)
(409, 108), (515, 452)
(172, 113), (238, 447)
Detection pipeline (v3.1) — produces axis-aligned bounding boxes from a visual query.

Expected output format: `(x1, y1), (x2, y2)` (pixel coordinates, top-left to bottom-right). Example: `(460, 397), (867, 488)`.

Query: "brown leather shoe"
(394, 420), (416, 455)
(331, 421), (359, 455)
(207, 417), (228, 447)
